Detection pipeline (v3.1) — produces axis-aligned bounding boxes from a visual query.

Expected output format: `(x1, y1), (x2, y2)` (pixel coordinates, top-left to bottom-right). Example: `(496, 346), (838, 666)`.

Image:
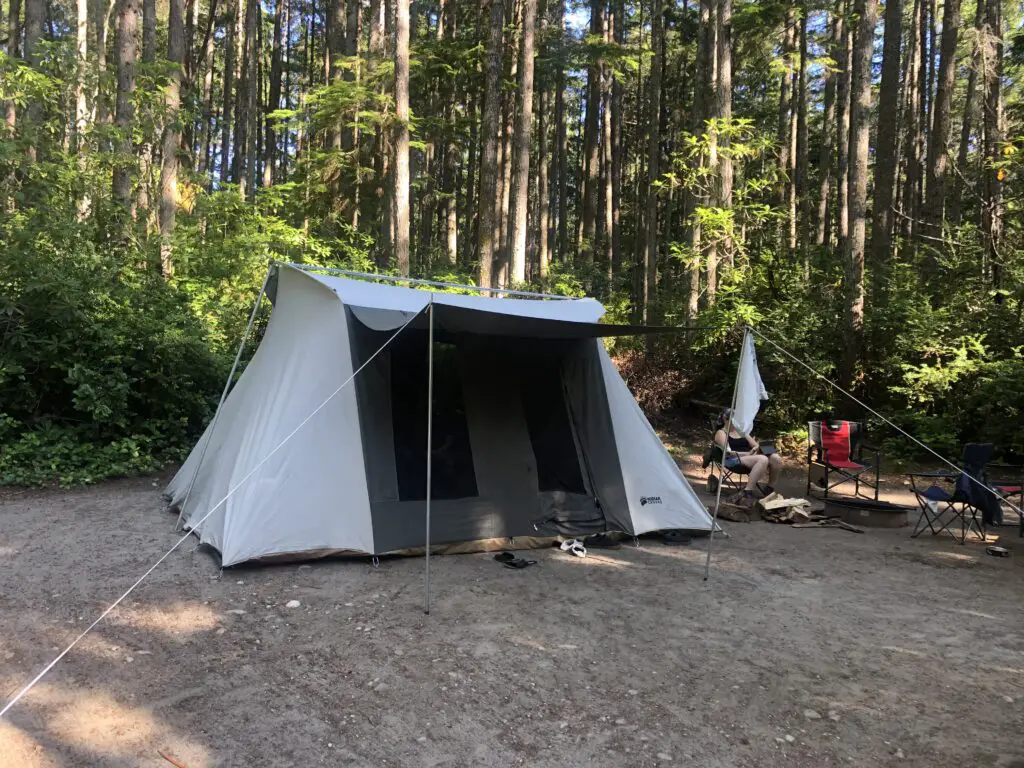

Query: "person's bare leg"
(742, 455), (768, 491)
(768, 454), (783, 486)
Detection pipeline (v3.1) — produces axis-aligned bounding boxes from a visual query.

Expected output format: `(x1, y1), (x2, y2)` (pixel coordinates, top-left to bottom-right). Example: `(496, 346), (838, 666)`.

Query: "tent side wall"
(167, 267), (376, 564)
(597, 346), (714, 533)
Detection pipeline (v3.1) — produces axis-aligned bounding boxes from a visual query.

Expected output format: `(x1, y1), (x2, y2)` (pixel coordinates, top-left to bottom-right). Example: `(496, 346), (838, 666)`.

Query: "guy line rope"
(0, 306), (427, 720)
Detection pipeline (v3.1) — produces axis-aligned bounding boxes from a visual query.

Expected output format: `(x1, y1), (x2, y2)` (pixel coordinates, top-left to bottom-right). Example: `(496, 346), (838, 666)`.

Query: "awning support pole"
(424, 296), (435, 614)
(703, 327), (748, 581)
(176, 262), (273, 530)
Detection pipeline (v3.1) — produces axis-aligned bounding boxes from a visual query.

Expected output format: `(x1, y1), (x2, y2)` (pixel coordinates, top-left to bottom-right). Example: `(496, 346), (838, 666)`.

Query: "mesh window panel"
(391, 336), (478, 501)
(520, 363), (588, 494)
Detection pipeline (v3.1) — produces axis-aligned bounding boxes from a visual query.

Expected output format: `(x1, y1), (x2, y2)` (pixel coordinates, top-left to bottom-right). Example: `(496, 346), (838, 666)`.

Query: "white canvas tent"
(166, 264), (714, 566)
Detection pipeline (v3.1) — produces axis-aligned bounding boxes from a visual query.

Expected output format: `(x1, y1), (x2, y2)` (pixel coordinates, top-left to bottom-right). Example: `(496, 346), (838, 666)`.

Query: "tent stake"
(424, 297), (435, 614)
(703, 328), (748, 581)
(175, 263), (273, 530)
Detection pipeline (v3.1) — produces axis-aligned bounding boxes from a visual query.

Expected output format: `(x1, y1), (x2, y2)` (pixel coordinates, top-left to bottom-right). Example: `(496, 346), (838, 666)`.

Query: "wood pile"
(757, 493), (864, 533)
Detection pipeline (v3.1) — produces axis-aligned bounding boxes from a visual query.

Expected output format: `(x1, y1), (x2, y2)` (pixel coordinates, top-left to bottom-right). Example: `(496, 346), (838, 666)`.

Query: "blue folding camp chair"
(909, 443), (1002, 544)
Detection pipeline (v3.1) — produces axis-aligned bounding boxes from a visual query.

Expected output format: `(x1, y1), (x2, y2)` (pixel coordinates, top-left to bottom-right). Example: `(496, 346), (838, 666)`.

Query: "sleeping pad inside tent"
(166, 264), (714, 566)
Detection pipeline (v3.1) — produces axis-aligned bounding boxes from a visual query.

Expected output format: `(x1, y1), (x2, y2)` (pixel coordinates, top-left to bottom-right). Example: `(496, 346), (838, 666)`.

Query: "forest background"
(0, 0), (1021, 485)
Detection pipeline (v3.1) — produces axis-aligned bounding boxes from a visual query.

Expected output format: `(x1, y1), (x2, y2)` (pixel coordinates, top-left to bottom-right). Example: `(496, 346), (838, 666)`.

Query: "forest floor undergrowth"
(0, 457), (1022, 767)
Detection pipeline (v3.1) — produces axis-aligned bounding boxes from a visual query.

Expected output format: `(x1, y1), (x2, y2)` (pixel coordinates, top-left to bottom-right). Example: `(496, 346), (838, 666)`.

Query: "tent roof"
(275, 265), (674, 338)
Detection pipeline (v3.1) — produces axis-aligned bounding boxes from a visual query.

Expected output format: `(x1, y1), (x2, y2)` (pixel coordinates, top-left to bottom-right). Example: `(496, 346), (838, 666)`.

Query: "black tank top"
(728, 435), (750, 452)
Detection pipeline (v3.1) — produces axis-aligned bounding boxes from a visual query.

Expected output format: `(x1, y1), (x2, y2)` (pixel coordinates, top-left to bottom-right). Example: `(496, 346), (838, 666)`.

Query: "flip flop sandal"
(494, 551), (516, 563)
(560, 539), (587, 558)
(661, 530), (692, 546)
(503, 559), (537, 569)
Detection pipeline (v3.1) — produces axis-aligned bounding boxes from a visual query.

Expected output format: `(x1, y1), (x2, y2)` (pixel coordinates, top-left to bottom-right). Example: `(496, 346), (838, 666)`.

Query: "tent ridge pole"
(175, 262), (273, 530)
(424, 296), (435, 615)
(279, 261), (574, 301)
(703, 327), (748, 581)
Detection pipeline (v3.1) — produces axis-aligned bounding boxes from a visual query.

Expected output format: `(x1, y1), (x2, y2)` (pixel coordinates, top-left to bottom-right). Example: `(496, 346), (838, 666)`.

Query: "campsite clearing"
(1, 473), (1022, 767)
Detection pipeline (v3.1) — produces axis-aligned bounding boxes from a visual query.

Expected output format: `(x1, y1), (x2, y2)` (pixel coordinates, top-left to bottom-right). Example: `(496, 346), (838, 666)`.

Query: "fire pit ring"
(823, 497), (910, 528)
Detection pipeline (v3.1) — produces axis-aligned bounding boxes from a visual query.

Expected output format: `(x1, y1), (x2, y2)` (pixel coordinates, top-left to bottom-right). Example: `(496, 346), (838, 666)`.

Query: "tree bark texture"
(842, 0), (877, 387)
(476, 0), (504, 288)
(508, 0), (537, 284)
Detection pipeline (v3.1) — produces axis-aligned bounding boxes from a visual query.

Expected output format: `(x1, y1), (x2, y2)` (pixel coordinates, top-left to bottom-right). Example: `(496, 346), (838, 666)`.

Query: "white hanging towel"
(731, 329), (769, 437)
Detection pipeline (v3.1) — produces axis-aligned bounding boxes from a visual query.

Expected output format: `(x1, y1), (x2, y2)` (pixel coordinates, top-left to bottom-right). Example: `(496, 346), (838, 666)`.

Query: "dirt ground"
(1, 458), (1022, 767)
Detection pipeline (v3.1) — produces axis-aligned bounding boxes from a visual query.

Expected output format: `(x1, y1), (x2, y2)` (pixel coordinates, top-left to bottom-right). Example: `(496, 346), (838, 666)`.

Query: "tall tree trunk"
(75, 0), (89, 146)
(816, 7), (839, 247)
(980, 0), (1003, 286)
(508, 0), (537, 284)
(950, 0), (984, 227)
(394, 0), (410, 275)
(842, 0), (877, 387)
(555, 0), (568, 261)
(233, 0), (257, 197)
(600, 2), (614, 282)
(6, 0), (21, 129)
(703, 0), (719, 303)
(158, 0), (185, 276)
(112, 0), (138, 210)
(686, 0), (712, 318)
(601, 81), (612, 284)
(264, 0), (284, 186)
(369, 0), (389, 262)
(835, 0), (852, 252)
(74, 0), (90, 216)
(580, 0), (602, 265)
(777, 7), (795, 259)
(220, 0), (236, 183)
(610, 0), (623, 278)
(327, 0), (344, 150)
(643, 0), (663, 326)
(922, 0), (961, 247)
(912, 0), (928, 241)
(715, 0), (733, 270)
(142, 0), (154, 60)
(476, 0), (504, 288)
(496, 64), (514, 284)
(94, 0), (113, 128)
(795, 3), (808, 272)
(439, 0), (458, 264)
(197, 0), (218, 177)
(23, 0), (42, 64)
(344, 0), (359, 155)
(899, 0), (923, 242)
(462, 87), (478, 266)
(869, 0), (902, 291)
(23, 0), (45, 152)
(536, 0), (550, 277)
(137, 0), (155, 217)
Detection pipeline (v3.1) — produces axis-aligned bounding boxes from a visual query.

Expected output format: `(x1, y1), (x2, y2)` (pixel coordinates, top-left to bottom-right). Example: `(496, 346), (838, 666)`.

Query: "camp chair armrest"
(907, 471), (956, 479)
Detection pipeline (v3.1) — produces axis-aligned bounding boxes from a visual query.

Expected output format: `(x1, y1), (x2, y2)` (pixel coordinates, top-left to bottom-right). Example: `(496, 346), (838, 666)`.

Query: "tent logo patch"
(640, 496), (662, 506)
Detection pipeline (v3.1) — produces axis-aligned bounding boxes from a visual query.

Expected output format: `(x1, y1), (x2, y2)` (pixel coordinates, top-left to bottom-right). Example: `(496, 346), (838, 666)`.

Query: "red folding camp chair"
(989, 463), (1024, 537)
(807, 420), (880, 500)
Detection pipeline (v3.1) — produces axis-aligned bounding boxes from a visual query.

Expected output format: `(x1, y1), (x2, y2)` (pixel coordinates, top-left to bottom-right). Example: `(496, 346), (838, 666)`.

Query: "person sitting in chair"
(714, 407), (782, 503)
